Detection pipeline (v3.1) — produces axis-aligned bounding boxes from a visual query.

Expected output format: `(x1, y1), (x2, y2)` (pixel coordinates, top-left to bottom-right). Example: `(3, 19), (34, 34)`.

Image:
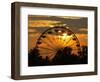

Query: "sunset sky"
(28, 15), (88, 51)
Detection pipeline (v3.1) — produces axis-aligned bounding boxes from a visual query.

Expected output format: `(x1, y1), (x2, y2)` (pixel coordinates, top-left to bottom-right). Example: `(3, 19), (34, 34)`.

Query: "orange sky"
(28, 15), (87, 59)
(76, 34), (87, 46)
(28, 20), (87, 50)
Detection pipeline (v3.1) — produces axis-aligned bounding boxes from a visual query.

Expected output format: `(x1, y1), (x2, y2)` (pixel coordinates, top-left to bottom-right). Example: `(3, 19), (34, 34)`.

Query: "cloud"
(28, 20), (61, 27)
(28, 29), (37, 33)
(58, 16), (82, 19)
(79, 28), (87, 32)
(76, 34), (87, 46)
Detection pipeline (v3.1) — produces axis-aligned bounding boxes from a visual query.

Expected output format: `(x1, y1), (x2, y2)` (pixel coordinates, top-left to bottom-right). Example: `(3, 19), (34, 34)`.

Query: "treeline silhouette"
(28, 46), (88, 66)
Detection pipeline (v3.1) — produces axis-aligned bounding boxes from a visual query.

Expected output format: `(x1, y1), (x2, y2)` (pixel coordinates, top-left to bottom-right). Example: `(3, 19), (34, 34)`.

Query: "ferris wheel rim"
(35, 26), (82, 60)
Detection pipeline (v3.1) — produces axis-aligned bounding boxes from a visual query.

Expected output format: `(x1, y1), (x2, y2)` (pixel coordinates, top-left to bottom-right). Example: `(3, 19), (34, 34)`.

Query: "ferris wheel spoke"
(67, 41), (76, 47)
(39, 51), (56, 56)
(53, 35), (59, 45)
(39, 51), (57, 55)
(55, 36), (62, 47)
(63, 37), (72, 47)
(49, 54), (57, 60)
(47, 35), (59, 48)
(59, 36), (65, 47)
(38, 46), (56, 51)
(37, 46), (56, 51)
(57, 35), (67, 48)
(70, 46), (78, 50)
(48, 52), (57, 59)
(38, 44), (56, 51)
(38, 49), (56, 54)
(44, 36), (56, 45)
(50, 35), (64, 48)
(39, 53), (56, 60)
(39, 38), (57, 50)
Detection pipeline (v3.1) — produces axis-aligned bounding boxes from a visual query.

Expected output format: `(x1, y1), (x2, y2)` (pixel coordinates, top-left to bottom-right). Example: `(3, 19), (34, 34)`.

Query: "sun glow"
(59, 33), (72, 41)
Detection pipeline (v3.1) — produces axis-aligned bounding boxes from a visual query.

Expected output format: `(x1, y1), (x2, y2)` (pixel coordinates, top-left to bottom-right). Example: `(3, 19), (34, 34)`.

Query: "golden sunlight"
(28, 20), (60, 27)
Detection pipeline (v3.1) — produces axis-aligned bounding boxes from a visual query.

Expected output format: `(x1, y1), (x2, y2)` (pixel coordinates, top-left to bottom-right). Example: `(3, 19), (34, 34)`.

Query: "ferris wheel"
(35, 24), (81, 61)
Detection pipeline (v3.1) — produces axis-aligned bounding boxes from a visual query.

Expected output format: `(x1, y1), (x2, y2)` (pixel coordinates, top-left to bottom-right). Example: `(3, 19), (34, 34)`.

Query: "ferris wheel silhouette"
(35, 24), (81, 61)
